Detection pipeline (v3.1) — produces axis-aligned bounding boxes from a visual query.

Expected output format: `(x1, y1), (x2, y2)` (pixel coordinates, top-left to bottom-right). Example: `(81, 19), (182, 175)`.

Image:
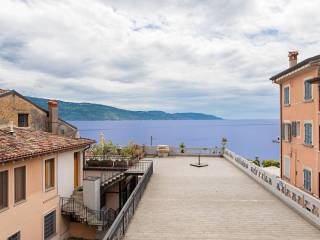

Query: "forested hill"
(27, 96), (223, 121)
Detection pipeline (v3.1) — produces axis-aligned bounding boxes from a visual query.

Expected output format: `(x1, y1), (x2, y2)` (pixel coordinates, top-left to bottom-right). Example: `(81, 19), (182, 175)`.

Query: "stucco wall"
(57, 150), (83, 198)
(281, 66), (320, 197)
(0, 156), (61, 240)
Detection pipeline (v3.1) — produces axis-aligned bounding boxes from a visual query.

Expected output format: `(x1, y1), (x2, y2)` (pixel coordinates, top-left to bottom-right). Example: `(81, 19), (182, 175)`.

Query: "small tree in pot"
(179, 143), (185, 153)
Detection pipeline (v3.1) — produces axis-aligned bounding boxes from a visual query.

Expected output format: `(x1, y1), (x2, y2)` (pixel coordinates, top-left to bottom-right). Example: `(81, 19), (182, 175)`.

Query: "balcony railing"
(102, 160), (153, 240)
(60, 197), (119, 230)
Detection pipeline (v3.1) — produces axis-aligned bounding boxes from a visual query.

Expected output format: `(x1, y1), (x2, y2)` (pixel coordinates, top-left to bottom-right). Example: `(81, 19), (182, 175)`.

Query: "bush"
(252, 159), (260, 167)
(262, 160), (280, 168)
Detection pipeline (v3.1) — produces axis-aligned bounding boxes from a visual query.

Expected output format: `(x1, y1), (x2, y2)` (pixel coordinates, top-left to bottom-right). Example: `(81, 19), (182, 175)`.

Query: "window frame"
(283, 85), (290, 106)
(14, 165), (26, 204)
(304, 121), (313, 146)
(303, 168), (312, 192)
(44, 158), (55, 192)
(17, 113), (29, 128)
(43, 209), (56, 240)
(0, 170), (9, 212)
(282, 121), (292, 142)
(304, 78), (313, 102)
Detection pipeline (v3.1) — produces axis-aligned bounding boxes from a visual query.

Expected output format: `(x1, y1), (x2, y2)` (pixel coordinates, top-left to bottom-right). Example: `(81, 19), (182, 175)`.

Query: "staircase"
(60, 189), (115, 231)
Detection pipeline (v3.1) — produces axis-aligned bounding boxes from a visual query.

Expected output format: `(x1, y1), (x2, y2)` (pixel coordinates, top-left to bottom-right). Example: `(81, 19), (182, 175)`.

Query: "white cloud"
(0, 0), (319, 118)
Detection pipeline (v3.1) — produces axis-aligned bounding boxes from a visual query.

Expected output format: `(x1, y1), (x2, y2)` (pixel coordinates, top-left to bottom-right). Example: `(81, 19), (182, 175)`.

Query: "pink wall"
(280, 65), (320, 197)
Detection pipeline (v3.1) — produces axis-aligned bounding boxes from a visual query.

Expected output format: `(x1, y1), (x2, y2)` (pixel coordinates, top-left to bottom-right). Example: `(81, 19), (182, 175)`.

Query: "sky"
(0, 0), (319, 119)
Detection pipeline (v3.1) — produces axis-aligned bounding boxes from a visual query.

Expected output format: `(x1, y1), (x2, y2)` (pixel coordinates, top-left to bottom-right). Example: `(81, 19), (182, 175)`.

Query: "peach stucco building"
(0, 127), (94, 240)
(271, 52), (320, 198)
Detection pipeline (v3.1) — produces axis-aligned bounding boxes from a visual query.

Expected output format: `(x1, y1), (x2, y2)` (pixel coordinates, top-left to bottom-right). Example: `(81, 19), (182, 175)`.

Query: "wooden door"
(74, 152), (80, 189)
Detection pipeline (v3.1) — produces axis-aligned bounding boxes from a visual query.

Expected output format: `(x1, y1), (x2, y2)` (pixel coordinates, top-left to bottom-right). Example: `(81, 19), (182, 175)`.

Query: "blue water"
(71, 119), (280, 160)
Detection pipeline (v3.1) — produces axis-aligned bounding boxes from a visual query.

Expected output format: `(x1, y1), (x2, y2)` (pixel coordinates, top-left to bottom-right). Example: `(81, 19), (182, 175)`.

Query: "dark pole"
(198, 154), (200, 165)
(150, 136), (153, 146)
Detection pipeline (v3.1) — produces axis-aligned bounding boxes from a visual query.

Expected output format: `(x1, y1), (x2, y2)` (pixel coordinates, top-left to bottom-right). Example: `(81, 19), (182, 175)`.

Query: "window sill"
(304, 98), (313, 103)
(303, 144), (314, 148)
(14, 199), (27, 207)
(0, 207), (9, 214)
(284, 104), (290, 107)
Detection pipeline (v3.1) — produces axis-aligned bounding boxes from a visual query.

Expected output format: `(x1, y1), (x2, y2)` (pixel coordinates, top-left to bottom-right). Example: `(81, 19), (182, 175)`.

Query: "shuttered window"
(0, 170), (8, 210)
(44, 210), (56, 240)
(291, 121), (300, 137)
(303, 169), (312, 192)
(283, 156), (290, 179)
(284, 86), (290, 105)
(14, 166), (26, 203)
(45, 159), (55, 190)
(282, 123), (292, 142)
(8, 232), (20, 240)
(304, 123), (312, 145)
(304, 80), (312, 100)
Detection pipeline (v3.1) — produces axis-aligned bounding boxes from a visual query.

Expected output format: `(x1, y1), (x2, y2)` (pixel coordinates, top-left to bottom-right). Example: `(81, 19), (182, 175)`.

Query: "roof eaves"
(270, 55), (320, 82)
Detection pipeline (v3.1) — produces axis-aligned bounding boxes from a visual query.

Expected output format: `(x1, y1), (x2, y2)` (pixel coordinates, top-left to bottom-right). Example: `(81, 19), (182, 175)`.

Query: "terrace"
(101, 148), (320, 240)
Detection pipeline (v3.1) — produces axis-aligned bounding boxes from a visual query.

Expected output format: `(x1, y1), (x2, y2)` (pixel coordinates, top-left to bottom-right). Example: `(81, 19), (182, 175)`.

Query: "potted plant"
(221, 137), (228, 151)
(179, 143), (185, 153)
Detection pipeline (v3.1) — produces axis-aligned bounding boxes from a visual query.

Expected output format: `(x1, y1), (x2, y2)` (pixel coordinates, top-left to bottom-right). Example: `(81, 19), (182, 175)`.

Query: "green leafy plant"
(179, 143), (185, 153)
(262, 160), (280, 168)
(252, 159), (260, 167)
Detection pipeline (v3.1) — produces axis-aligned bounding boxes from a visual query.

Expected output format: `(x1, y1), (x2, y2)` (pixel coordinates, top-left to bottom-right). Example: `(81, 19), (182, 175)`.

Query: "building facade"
(0, 127), (94, 239)
(271, 52), (320, 198)
(0, 89), (78, 138)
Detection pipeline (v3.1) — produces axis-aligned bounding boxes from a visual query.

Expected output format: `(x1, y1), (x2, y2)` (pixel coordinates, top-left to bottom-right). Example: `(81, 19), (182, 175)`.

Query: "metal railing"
(60, 197), (118, 229)
(144, 146), (224, 157)
(102, 160), (153, 240)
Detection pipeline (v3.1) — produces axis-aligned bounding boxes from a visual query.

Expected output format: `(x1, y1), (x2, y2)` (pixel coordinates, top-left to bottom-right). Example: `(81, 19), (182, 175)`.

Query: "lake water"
(71, 119), (280, 160)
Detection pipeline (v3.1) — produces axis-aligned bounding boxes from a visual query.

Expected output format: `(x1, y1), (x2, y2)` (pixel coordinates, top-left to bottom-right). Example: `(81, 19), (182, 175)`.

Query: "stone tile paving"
(124, 157), (320, 240)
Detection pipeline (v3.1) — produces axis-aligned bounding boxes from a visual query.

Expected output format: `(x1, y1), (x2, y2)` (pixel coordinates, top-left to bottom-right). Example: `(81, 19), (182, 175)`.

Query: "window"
(18, 114), (28, 127)
(14, 166), (26, 203)
(8, 232), (20, 240)
(283, 156), (290, 179)
(304, 123), (313, 145)
(304, 80), (312, 101)
(0, 170), (8, 210)
(303, 169), (312, 192)
(282, 123), (292, 142)
(45, 159), (55, 190)
(284, 86), (290, 105)
(44, 210), (56, 240)
(292, 121), (300, 137)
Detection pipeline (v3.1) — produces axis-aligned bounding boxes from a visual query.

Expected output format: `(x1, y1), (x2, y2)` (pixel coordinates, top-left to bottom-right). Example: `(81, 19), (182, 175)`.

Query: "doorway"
(74, 152), (80, 189)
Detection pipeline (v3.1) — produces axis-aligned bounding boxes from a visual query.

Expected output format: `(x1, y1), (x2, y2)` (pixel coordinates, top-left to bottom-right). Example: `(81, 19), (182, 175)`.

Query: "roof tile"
(0, 128), (95, 162)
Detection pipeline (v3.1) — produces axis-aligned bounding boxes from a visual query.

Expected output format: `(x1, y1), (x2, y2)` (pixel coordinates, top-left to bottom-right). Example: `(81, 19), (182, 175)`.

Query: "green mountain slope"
(27, 96), (223, 121)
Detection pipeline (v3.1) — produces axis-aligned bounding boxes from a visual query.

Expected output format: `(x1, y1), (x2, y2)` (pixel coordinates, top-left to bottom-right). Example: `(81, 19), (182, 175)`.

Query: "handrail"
(60, 197), (114, 228)
(102, 160), (153, 240)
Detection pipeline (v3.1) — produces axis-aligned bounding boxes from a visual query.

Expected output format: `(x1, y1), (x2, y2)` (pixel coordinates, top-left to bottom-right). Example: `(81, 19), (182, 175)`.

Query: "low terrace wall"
(224, 149), (320, 228)
(144, 146), (223, 157)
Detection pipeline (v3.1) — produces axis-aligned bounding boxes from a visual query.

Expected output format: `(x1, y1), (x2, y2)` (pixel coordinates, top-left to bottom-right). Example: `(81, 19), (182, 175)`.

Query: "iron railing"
(60, 197), (118, 229)
(102, 160), (153, 240)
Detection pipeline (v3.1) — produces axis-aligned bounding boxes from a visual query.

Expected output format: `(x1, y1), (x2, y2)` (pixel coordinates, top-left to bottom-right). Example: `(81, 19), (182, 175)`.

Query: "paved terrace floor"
(124, 157), (320, 240)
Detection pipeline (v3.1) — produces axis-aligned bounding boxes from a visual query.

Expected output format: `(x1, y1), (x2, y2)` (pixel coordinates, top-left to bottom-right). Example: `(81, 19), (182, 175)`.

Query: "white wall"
(57, 149), (83, 198)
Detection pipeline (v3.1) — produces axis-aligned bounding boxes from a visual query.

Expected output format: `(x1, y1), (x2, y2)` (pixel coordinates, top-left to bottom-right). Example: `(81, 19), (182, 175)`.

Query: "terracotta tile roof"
(0, 89), (9, 95)
(0, 128), (95, 163)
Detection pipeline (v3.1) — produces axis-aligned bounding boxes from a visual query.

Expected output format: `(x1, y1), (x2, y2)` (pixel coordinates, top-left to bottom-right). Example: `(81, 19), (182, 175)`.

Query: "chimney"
(48, 100), (59, 134)
(288, 51), (299, 68)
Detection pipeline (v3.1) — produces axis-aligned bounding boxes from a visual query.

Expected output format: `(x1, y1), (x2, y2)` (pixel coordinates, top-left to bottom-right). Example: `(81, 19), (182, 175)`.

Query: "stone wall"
(0, 92), (77, 137)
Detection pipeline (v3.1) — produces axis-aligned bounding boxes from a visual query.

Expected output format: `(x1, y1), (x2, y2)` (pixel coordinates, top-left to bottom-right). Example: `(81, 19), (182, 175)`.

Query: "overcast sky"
(0, 0), (319, 119)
